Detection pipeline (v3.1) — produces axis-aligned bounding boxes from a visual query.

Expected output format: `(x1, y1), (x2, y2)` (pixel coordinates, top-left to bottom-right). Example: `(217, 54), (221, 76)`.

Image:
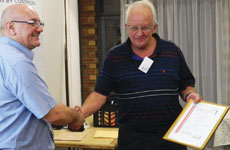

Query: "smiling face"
(126, 5), (157, 51)
(2, 4), (43, 50)
(13, 6), (43, 50)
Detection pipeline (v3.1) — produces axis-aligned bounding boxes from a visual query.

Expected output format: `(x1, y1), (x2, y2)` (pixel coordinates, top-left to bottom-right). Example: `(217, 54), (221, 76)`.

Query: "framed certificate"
(163, 99), (229, 150)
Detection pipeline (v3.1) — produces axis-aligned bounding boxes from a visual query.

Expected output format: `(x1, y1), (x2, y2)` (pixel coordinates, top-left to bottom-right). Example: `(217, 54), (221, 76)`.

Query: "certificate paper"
(163, 100), (229, 150)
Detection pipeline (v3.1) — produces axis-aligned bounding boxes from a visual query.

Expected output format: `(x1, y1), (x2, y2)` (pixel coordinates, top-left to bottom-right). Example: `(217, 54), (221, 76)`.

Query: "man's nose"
(136, 28), (144, 35)
(36, 25), (43, 32)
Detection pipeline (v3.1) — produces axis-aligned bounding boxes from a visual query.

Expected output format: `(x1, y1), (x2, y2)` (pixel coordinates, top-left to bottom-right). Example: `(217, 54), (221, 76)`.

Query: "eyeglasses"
(127, 25), (153, 32)
(11, 20), (45, 27)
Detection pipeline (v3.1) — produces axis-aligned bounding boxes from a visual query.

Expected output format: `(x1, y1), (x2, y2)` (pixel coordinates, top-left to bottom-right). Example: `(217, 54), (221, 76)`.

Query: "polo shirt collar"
(124, 33), (162, 60)
(0, 36), (34, 61)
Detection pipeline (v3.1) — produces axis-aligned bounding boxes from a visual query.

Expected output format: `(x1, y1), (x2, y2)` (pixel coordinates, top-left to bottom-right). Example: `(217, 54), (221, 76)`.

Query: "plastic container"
(93, 94), (118, 127)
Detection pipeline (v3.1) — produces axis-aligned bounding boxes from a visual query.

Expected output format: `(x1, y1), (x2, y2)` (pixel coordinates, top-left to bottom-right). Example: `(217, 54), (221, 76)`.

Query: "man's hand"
(186, 92), (202, 104)
(68, 106), (85, 131)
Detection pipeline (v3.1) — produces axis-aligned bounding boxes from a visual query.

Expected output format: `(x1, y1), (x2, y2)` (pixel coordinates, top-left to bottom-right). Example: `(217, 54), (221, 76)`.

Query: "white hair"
(125, 0), (158, 25)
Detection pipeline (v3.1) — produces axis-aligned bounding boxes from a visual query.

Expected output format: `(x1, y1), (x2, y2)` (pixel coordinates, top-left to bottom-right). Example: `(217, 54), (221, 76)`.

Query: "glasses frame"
(11, 20), (45, 27)
(127, 25), (154, 33)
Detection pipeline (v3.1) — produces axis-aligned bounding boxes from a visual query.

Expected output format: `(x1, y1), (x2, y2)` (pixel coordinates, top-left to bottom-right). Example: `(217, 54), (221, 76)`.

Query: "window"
(97, 0), (121, 68)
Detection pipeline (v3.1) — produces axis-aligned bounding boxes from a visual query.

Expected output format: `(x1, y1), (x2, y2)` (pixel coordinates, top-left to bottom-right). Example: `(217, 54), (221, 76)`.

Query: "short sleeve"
(94, 54), (115, 96)
(178, 49), (195, 91)
(5, 60), (57, 119)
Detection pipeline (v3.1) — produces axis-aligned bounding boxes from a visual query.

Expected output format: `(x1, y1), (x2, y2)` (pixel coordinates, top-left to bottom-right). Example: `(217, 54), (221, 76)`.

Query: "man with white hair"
(0, 4), (84, 150)
(81, 0), (202, 149)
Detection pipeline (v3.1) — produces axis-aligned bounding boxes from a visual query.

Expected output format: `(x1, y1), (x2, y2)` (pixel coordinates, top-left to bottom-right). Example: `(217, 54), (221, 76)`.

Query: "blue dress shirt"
(0, 36), (57, 150)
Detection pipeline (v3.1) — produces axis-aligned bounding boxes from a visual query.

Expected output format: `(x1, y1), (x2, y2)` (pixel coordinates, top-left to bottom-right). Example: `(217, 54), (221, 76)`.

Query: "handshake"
(68, 105), (85, 132)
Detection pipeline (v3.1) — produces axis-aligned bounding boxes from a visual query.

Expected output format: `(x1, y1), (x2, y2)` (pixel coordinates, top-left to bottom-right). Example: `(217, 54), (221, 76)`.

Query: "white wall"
(0, 0), (81, 105)
(42, 0), (66, 104)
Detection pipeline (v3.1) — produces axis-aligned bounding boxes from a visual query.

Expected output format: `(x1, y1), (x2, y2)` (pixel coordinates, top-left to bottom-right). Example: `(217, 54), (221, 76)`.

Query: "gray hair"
(125, 0), (158, 25)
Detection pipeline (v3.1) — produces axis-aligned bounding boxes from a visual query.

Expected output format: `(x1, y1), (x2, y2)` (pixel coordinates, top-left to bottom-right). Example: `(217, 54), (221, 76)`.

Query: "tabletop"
(54, 115), (118, 150)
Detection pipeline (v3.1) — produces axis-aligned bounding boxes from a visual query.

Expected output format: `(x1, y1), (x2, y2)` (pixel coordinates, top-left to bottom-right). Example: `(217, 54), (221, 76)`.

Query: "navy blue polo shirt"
(95, 33), (195, 133)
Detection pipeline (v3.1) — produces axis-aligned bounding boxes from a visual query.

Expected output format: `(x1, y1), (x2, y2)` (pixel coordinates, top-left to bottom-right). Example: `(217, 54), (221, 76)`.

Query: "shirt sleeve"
(5, 60), (57, 119)
(178, 49), (195, 91)
(94, 54), (115, 96)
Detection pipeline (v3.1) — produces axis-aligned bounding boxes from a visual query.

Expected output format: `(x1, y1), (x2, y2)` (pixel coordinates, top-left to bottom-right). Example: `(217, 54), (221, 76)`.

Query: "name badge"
(138, 57), (154, 73)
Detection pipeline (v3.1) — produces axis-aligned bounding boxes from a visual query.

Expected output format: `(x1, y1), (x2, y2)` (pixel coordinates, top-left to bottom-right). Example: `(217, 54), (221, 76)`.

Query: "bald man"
(0, 4), (84, 150)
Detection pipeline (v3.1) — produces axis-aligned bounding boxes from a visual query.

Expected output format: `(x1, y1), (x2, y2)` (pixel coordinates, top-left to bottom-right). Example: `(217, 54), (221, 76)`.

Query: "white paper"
(138, 57), (153, 73)
(54, 131), (87, 141)
(167, 101), (227, 148)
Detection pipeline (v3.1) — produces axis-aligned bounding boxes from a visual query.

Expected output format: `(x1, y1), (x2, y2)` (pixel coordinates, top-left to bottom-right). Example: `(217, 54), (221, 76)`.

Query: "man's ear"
(153, 24), (157, 31)
(151, 24), (158, 34)
(6, 22), (16, 35)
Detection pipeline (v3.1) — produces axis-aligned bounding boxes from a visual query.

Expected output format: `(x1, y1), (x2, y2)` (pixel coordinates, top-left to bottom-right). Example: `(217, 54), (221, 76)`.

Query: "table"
(54, 116), (118, 150)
